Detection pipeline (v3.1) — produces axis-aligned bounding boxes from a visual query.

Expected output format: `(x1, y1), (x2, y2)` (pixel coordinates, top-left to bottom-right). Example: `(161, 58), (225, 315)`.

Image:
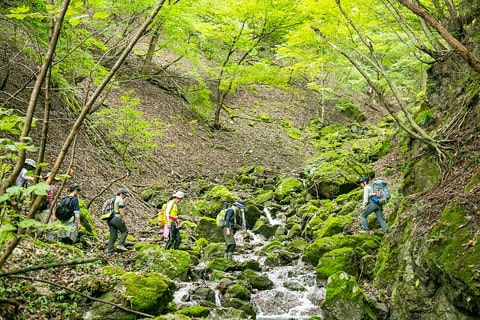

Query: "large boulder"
(84, 269), (175, 319)
(133, 243), (191, 280)
(322, 271), (372, 320)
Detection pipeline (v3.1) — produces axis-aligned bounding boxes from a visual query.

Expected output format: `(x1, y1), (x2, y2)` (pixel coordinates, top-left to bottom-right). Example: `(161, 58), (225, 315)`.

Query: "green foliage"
(94, 90), (164, 169)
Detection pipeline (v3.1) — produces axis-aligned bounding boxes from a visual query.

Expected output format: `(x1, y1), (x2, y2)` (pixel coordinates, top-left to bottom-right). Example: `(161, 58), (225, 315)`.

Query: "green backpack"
(215, 209), (228, 227)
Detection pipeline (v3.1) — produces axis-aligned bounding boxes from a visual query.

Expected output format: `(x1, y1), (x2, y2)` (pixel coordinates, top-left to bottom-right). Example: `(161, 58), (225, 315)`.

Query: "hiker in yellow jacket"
(165, 191), (184, 250)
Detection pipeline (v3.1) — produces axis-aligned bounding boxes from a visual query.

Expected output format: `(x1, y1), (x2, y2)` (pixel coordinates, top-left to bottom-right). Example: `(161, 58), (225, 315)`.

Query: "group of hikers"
(5, 158), (389, 258)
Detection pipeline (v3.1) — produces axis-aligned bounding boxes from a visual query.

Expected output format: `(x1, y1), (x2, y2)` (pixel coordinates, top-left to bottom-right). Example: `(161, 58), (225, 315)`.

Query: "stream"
(174, 208), (326, 319)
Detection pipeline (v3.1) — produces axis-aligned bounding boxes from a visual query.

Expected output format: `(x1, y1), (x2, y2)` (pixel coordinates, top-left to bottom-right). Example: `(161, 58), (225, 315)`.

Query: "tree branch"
(0, 257), (101, 277)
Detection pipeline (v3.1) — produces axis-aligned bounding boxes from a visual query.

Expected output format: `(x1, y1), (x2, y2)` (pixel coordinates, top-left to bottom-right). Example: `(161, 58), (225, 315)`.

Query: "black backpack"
(38, 195), (49, 211)
(55, 196), (74, 221)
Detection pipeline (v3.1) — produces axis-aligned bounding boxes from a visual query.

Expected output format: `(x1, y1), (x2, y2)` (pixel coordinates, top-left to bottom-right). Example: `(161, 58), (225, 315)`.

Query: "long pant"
(166, 222), (181, 249)
(360, 201), (387, 233)
(107, 214), (128, 253)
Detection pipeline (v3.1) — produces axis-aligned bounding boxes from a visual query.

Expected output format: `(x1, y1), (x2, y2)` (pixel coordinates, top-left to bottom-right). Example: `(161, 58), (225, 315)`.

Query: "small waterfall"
(240, 208), (247, 230)
(263, 207), (283, 225)
(214, 290), (222, 306)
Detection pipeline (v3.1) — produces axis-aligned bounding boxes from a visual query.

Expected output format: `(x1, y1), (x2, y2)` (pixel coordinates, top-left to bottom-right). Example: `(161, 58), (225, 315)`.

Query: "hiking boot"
(117, 245), (128, 252)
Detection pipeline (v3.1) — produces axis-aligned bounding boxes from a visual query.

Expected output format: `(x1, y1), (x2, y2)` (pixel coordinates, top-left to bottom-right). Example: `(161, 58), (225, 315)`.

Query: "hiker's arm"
(119, 207), (127, 224)
(74, 210), (81, 229)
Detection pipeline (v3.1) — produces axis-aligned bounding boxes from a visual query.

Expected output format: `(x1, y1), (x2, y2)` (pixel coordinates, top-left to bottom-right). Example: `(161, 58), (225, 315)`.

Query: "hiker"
(35, 172), (60, 240)
(35, 172), (59, 225)
(357, 177), (387, 234)
(54, 183), (82, 244)
(107, 188), (130, 253)
(165, 191), (185, 250)
(15, 158), (36, 187)
(223, 200), (245, 260)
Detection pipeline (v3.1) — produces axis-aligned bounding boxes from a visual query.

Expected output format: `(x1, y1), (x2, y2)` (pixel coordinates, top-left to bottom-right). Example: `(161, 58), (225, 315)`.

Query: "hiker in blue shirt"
(357, 177), (387, 234)
(55, 183), (82, 244)
(223, 200), (245, 260)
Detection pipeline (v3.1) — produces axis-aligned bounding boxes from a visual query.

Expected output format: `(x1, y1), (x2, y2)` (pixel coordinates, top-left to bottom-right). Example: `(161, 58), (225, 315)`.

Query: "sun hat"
(172, 191), (185, 199)
(233, 200), (245, 209)
(25, 158), (36, 168)
(116, 188), (129, 196)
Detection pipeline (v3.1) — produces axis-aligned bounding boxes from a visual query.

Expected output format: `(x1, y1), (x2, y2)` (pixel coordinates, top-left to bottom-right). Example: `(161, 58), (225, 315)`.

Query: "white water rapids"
(174, 207), (325, 319)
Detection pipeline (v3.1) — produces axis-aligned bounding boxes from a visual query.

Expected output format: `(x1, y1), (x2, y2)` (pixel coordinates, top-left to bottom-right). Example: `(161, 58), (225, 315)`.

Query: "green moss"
(176, 305), (210, 317)
(255, 190), (274, 204)
(324, 271), (364, 302)
(316, 247), (360, 280)
(335, 100), (366, 122)
(121, 272), (174, 314)
(133, 244), (191, 280)
(206, 185), (236, 202)
(426, 202), (480, 296)
(274, 177), (303, 201)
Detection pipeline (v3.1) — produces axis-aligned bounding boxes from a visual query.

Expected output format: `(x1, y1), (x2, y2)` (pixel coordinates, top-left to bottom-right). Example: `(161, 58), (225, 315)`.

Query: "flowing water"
(174, 207), (326, 319)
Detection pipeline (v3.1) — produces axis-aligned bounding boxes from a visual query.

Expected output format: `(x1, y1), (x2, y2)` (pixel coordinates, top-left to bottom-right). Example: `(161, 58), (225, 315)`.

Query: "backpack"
(101, 197), (116, 220)
(38, 195), (49, 211)
(216, 209), (228, 227)
(55, 196), (74, 221)
(157, 203), (167, 227)
(371, 180), (391, 205)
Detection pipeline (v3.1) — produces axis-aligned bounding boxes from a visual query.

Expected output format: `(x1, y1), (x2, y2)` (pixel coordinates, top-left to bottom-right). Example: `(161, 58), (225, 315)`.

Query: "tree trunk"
(0, 0), (168, 269)
(142, 24), (161, 75)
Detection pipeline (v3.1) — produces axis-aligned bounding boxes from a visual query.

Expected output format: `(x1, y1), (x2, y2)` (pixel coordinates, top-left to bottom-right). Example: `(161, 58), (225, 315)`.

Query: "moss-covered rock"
(274, 177), (303, 202)
(316, 247), (361, 281)
(86, 271), (175, 319)
(176, 306), (210, 318)
(322, 271), (372, 320)
(133, 243), (191, 280)
(224, 283), (251, 301)
(303, 234), (380, 267)
(206, 257), (237, 273)
(194, 217), (224, 243)
(314, 215), (354, 239)
(239, 269), (273, 290)
(222, 297), (256, 317)
(252, 218), (278, 239)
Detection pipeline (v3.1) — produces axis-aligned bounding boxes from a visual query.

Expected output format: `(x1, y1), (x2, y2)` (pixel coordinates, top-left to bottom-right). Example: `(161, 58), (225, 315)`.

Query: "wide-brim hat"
(172, 191), (185, 199)
(356, 177), (369, 184)
(233, 200), (245, 209)
(116, 188), (129, 196)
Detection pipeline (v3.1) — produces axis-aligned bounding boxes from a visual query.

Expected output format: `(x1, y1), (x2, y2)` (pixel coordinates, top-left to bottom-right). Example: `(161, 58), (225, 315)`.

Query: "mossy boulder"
(314, 215), (354, 239)
(86, 271), (175, 319)
(224, 283), (251, 301)
(203, 242), (226, 258)
(206, 257), (237, 273)
(274, 177), (303, 202)
(176, 306), (210, 318)
(252, 218), (279, 239)
(222, 297), (256, 317)
(194, 217), (224, 243)
(254, 190), (274, 205)
(303, 234), (380, 267)
(322, 271), (372, 320)
(316, 247), (361, 281)
(206, 185), (236, 202)
(239, 269), (273, 290)
(133, 243), (191, 280)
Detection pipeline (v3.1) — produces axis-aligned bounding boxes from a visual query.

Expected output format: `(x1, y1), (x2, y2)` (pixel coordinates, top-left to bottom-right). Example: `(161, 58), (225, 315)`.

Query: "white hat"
(172, 191), (185, 199)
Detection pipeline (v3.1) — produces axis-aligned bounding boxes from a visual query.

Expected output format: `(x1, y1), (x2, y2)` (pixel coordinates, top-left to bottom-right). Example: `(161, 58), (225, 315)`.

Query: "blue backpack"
(371, 180), (391, 205)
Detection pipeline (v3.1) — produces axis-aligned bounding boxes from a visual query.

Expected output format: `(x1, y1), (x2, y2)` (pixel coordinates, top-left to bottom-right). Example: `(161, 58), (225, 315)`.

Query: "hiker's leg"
(173, 226), (181, 249)
(117, 219), (128, 246)
(360, 202), (376, 230)
(107, 220), (118, 253)
(375, 206), (388, 233)
(165, 222), (175, 249)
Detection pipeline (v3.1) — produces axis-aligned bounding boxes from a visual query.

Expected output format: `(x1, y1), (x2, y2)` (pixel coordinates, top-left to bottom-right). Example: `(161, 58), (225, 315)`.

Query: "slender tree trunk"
(397, 0), (480, 74)
(0, 0), (71, 194)
(142, 24), (161, 75)
(0, 0), (168, 268)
